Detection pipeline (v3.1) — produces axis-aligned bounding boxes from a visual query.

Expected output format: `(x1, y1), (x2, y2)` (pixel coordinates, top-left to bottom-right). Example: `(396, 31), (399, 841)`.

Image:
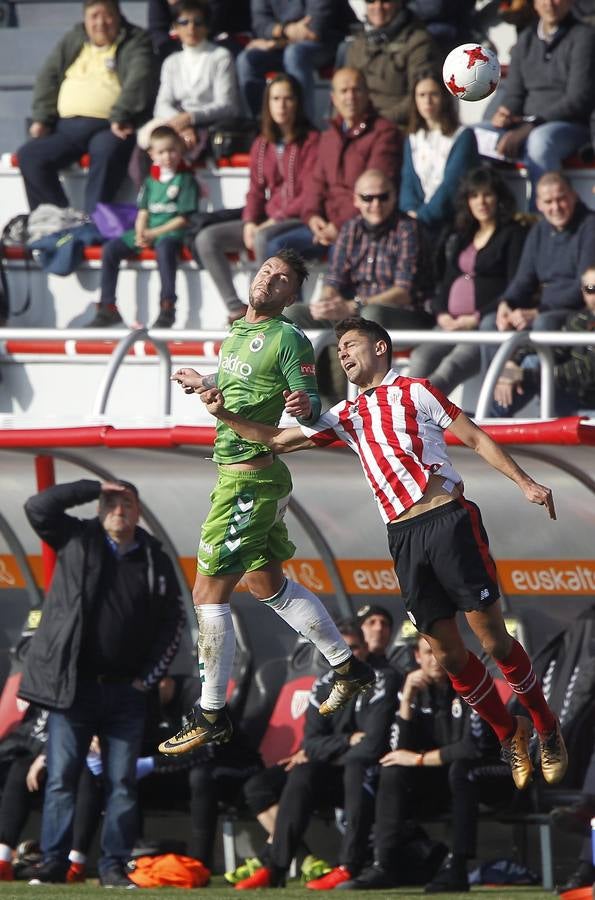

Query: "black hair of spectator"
(454, 165), (517, 236)
(83, 0), (120, 11)
(337, 619), (365, 645)
(408, 69), (459, 137)
(173, 0), (211, 25)
(335, 317), (393, 366)
(260, 73), (314, 146)
(273, 248), (309, 288)
(149, 124), (184, 147)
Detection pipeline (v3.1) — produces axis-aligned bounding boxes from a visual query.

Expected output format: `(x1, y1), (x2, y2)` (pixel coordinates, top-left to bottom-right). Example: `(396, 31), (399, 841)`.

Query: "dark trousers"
(18, 117), (136, 214)
(448, 759), (513, 857)
(270, 760), (374, 875)
(100, 236), (181, 306)
(0, 755), (42, 848)
(189, 761), (261, 868)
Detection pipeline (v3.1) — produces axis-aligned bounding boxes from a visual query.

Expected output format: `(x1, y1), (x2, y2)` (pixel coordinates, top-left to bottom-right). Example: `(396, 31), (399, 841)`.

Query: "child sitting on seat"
(87, 125), (198, 329)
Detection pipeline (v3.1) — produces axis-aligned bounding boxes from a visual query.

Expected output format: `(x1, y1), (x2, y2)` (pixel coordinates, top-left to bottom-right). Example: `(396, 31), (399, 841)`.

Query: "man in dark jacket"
(18, 478), (185, 887)
(17, 0), (155, 213)
(235, 621), (401, 889)
(236, 0), (356, 120)
(476, 0), (595, 191)
(345, 0), (439, 126)
(342, 635), (510, 892)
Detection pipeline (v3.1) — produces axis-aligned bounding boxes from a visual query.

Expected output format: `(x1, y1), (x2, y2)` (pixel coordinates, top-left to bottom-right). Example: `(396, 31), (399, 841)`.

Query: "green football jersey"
(213, 315), (320, 464)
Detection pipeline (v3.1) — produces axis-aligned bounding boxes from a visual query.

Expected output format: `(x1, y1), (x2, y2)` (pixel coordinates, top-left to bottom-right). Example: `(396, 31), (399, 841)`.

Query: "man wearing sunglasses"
(286, 168), (431, 399)
(493, 262), (595, 417)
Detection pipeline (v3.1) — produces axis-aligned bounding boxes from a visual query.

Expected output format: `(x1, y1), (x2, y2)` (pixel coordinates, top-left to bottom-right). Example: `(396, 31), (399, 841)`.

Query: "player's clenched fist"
(200, 388), (225, 415)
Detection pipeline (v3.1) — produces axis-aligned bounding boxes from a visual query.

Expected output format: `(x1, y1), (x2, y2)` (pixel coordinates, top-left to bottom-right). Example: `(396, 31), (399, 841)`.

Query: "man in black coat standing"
(18, 478), (185, 888)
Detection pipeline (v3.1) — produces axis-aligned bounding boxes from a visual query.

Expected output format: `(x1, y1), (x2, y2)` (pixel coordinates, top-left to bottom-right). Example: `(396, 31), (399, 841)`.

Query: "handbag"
(92, 202), (138, 239)
(208, 117), (259, 162)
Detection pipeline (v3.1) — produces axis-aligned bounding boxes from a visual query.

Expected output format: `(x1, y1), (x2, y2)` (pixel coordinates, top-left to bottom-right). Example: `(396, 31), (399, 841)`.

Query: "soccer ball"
(442, 44), (501, 102)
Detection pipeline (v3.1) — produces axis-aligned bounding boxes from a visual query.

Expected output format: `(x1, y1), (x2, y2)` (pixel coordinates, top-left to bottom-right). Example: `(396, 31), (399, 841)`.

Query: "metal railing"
(2, 326), (594, 421)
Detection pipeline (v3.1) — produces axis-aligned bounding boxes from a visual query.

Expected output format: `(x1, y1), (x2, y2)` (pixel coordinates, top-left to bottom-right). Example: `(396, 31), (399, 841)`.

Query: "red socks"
(448, 651), (516, 742)
(496, 639), (555, 735)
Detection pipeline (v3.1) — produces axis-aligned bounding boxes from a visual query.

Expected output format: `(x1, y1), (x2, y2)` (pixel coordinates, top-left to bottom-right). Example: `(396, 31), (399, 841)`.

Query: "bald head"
(354, 169), (396, 225)
(331, 67), (369, 127)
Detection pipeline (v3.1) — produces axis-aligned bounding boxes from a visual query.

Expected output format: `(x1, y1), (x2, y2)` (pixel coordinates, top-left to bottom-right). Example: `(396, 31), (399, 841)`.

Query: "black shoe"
(158, 705), (233, 755)
(557, 861), (594, 893)
(319, 657), (376, 716)
(86, 304), (123, 328)
(100, 864), (138, 889)
(336, 864), (397, 890)
(20, 860), (68, 884)
(151, 303), (175, 328)
(424, 853), (469, 893)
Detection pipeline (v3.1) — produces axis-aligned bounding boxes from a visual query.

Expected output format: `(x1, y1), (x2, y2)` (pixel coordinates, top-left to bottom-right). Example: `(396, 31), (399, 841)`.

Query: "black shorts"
(387, 498), (500, 635)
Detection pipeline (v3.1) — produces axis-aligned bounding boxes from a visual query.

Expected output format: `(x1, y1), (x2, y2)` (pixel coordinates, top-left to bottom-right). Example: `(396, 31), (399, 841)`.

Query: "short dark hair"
(274, 248), (309, 288)
(149, 124), (183, 147)
(84, 0), (120, 11)
(337, 620), (365, 645)
(454, 165), (517, 236)
(174, 0), (211, 23)
(335, 317), (393, 366)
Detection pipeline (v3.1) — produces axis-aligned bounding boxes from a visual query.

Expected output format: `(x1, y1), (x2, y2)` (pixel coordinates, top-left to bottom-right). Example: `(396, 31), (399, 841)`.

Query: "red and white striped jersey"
(300, 369), (463, 524)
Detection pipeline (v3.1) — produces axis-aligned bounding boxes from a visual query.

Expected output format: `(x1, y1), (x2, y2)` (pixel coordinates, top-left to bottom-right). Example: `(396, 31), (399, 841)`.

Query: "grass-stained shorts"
(197, 457), (296, 576)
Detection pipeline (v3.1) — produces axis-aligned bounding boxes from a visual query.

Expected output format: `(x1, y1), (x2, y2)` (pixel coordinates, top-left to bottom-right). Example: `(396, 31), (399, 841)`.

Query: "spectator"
(0, 705), (49, 882)
(475, 0), (595, 194)
(268, 68), (402, 262)
(236, 0), (356, 121)
(408, 0), (479, 54)
(408, 166), (527, 395)
(552, 740), (595, 892)
(195, 73), (319, 325)
(87, 125), (199, 329)
(147, 0), (252, 64)
(285, 168), (429, 401)
(17, 0), (155, 214)
(492, 263), (595, 417)
(17, 478), (185, 887)
(480, 172), (595, 368)
(136, 0), (241, 166)
(356, 604), (394, 663)
(344, 0), (439, 127)
(339, 636), (512, 891)
(235, 621), (400, 889)
(399, 69), (479, 281)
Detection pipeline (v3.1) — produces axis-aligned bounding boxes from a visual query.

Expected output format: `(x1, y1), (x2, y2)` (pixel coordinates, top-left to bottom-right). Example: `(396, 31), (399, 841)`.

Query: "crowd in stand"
(3, 0), (595, 413)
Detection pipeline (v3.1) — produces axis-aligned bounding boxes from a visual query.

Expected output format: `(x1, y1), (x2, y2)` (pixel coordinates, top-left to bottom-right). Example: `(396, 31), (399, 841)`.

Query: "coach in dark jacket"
(17, 0), (155, 213)
(19, 478), (185, 888)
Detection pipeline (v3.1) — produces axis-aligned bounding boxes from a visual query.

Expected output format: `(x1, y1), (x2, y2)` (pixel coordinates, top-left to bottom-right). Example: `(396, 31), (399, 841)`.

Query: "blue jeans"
(264, 223), (327, 261)
(476, 120), (590, 207)
(41, 680), (146, 876)
(479, 307), (572, 371)
(100, 236), (181, 305)
(236, 40), (334, 120)
(490, 353), (580, 417)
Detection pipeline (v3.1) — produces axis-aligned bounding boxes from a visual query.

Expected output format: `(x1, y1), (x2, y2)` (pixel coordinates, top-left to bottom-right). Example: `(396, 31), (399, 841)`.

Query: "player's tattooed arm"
(171, 368), (218, 395)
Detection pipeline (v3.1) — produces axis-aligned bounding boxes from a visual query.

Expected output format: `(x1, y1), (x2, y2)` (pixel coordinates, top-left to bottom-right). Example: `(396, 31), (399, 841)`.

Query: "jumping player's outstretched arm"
(201, 388), (318, 454)
(447, 413), (556, 520)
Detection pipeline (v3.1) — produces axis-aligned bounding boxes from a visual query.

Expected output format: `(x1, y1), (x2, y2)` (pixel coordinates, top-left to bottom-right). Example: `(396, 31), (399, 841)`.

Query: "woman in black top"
(408, 166), (527, 394)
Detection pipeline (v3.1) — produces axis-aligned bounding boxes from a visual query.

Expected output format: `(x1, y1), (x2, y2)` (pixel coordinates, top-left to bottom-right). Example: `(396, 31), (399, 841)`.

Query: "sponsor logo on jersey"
(300, 363), (316, 375)
(249, 334), (265, 353)
(221, 352), (252, 379)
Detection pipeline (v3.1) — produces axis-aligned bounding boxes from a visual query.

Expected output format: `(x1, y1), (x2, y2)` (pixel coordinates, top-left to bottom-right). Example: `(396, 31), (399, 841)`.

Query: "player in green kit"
(160, 250), (375, 754)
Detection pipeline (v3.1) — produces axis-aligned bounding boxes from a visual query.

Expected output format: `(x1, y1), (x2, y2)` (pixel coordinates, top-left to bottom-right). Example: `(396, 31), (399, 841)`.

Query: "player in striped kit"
(199, 316), (568, 791)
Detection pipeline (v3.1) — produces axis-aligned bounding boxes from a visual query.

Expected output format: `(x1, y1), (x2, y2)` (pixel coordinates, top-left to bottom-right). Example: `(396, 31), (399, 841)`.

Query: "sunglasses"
(176, 16), (205, 26)
(358, 191), (391, 203)
(581, 283), (595, 294)
(365, 0), (396, 4)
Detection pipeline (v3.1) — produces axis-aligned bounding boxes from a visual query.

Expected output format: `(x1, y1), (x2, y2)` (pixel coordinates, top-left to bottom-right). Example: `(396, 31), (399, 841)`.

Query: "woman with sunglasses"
(136, 0), (240, 162)
(408, 166), (527, 395)
(399, 70), (479, 286)
(195, 73), (319, 324)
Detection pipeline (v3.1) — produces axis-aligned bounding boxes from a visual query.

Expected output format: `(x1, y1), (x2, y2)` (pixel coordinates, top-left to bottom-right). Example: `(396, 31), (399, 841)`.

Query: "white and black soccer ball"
(442, 43), (501, 102)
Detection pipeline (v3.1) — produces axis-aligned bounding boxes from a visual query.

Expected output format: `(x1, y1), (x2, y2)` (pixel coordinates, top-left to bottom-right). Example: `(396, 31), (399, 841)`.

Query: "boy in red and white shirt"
(198, 316), (568, 795)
